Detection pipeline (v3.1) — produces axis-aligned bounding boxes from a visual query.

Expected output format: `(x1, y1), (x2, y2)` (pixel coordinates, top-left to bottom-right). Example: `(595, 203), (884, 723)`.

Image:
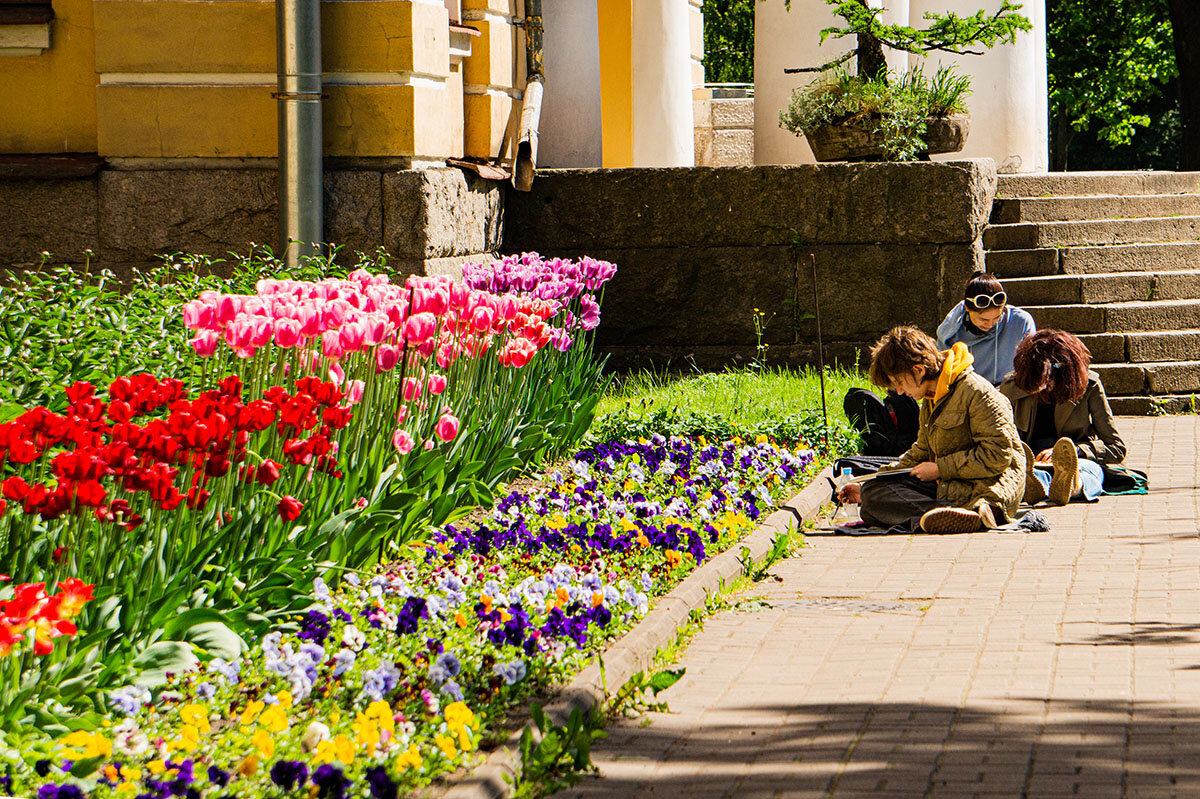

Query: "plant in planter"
(778, 0), (1032, 161)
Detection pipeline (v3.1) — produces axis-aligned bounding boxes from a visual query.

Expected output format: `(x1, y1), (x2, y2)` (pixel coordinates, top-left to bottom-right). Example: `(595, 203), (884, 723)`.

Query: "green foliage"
(780, 64), (971, 161)
(607, 667), (686, 717)
(1047, 0), (1176, 169)
(703, 0), (755, 83)
(508, 703), (608, 799)
(738, 526), (798, 582)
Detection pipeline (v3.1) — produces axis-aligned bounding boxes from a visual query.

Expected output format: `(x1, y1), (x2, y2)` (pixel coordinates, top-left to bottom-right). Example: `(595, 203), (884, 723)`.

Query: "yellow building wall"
(597, 0), (633, 168)
(0, 0), (98, 153)
(461, 0), (521, 161)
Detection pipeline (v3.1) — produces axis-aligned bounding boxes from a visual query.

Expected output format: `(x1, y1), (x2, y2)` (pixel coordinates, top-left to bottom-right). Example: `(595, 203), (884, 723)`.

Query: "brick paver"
(561, 416), (1200, 799)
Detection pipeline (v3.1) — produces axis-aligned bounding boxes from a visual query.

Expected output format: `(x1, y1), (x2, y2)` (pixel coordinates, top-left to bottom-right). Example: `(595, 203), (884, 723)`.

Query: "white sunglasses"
(966, 291), (1006, 311)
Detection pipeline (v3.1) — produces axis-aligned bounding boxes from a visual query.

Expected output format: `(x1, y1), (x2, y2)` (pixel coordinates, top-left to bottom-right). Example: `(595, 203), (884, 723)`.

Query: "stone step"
(986, 242), (1200, 278)
(991, 193), (1200, 223)
(1026, 298), (1200, 333)
(1109, 395), (1200, 415)
(1126, 330), (1200, 363)
(997, 171), (1200, 198)
(1093, 361), (1200, 395)
(1003, 270), (1200, 306)
(984, 216), (1200, 250)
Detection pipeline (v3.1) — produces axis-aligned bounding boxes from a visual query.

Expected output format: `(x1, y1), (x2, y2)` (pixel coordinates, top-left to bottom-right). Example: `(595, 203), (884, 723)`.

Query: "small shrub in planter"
(778, 0), (1031, 161)
(780, 65), (972, 161)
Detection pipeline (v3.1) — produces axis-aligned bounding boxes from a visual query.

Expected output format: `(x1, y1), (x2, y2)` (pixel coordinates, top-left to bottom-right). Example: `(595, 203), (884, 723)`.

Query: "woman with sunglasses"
(936, 272), (1037, 386)
(998, 329), (1126, 506)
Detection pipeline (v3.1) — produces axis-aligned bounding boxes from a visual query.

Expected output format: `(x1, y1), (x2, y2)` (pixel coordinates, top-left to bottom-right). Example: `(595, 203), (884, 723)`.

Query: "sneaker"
(1048, 437), (1079, 506)
(1021, 443), (1047, 505)
(920, 507), (984, 534)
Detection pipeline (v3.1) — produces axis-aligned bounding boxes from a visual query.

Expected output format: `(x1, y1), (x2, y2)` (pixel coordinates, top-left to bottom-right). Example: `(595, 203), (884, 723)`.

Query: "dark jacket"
(997, 371), (1126, 465)
(884, 369), (1026, 522)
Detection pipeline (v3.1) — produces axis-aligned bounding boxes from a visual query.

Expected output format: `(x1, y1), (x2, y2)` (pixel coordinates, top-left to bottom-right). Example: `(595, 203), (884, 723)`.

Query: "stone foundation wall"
(695, 96), (754, 167)
(0, 165), (502, 278)
(503, 159), (997, 370)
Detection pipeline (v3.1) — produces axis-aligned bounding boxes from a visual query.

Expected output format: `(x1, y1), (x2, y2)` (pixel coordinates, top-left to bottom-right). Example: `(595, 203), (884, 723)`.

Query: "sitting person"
(839, 326), (1026, 533)
(937, 272), (1037, 385)
(997, 329), (1126, 506)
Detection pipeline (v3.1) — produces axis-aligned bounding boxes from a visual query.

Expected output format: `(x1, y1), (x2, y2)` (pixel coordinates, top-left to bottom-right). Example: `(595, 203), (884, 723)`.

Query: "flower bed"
(1, 435), (817, 798)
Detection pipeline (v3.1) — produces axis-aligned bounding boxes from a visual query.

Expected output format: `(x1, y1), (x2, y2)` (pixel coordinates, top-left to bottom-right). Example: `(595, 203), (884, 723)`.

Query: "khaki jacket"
(997, 371), (1126, 465)
(886, 370), (1026, 522)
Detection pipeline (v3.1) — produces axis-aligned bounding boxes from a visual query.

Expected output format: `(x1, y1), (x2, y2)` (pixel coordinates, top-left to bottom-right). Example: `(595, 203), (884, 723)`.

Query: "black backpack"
(843, 388), (920, 457)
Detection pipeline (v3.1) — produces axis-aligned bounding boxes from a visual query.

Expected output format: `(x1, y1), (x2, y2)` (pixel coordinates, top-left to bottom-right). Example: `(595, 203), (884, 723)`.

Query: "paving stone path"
(561, 416), (1200, 799)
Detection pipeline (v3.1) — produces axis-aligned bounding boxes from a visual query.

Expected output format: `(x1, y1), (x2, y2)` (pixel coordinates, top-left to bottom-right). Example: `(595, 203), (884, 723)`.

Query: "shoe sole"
(1022, 443), (1047, 505)
(1049, 438), (1078, 506)
(920, 507), (983, 534)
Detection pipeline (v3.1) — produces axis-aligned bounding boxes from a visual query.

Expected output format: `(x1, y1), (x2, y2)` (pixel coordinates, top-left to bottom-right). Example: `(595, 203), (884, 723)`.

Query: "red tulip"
(256, 460), (282, 486)
(277, 495), (303, 521)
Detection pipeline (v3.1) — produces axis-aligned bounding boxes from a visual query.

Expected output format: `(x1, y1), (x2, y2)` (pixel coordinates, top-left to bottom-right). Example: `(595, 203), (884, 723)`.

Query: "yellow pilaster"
(596, 0), (633, 168)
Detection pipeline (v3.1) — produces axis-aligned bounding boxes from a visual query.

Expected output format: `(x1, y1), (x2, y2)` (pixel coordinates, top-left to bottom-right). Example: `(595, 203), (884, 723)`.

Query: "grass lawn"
(598, 366), (872, 429)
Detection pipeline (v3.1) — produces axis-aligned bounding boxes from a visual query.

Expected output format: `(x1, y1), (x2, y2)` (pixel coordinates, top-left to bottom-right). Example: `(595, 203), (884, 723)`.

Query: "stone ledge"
(439, 465), (834, 799)
(504, 160), (997, 251)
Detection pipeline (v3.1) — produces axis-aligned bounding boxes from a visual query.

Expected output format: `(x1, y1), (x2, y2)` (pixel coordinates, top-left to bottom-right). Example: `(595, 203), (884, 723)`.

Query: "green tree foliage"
(1048, 0), (1176, 170)
(788, 0), (1030, 80)
(703, 0), (755, 83)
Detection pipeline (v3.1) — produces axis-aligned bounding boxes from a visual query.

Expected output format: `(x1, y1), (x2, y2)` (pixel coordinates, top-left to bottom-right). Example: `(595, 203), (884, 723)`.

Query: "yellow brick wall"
(0, 0), (98, 153)
(460, 0), (521, 160)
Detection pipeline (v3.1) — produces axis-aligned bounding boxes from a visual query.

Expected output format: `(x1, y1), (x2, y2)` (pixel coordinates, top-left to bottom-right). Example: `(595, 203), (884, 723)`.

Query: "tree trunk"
(1168, 0), (1200, 169)
(1052, 110), (1075, 171)
(857, 33), (887, 79)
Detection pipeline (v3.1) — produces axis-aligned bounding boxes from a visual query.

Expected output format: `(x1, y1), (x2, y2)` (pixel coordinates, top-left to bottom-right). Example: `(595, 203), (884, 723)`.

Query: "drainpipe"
(513, 0), (543, 192)
(276, 0), (324, 267)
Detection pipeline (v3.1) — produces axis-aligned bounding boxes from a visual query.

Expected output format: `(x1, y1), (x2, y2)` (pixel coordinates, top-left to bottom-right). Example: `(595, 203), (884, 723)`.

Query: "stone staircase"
(985, 172), (1200, 414)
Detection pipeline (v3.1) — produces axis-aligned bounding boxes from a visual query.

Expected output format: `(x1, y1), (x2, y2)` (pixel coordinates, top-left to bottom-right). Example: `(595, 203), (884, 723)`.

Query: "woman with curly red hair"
(998, 329), (1126, 505)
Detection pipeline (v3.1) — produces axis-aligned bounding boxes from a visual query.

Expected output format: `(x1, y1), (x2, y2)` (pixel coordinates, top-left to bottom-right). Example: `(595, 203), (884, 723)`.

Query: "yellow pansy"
(457, 725), (473, 752)
(239, 699), (265, 726)
(618, 518), (638, 533)
(480, 594), (493, 613)
(555, 587), (569, 605)
(172, 724), (199, 752)
(665, 549), (683, 567)
(238, 754), (259, 777)
(146, 760), (166, 775)
(395, 743), (423, 771)
(115, 784), (137, 796)
(434, 734), (457, 759)
(314, 734), (356, 765)
(252, 728), (275, 759)
(623, 479), (637, 492)
(698, 435), (708, 446)
(545, 513), (567, 530)
(261, 703), (289, 733)
(444, 701), (475, 729)
(755, 434), (769, 444)
(180, 703), (211, 734)
(454, 611), (468, 628)
(365, 700), (395, 734)
(636, 532), (650, 548)
(120, 766), (142, 782)
(276, 691), (294, 709)
(104, 766), (120, 782)
(63, 730), (112, 759)
(352, 712), (381, 749)
(637, 436), (648, 445)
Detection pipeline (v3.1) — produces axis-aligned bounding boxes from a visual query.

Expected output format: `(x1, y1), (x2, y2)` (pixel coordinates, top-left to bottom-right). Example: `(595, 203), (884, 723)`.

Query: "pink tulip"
(396, 405), (408, 424)
(423, 439), (435, 451)
(449, 282), (470, 311)
(328, 362), (345, 385)
(469, 305), (496, 333)
(347, 379), (365, 404)
(339, 321), (366, 353)
(435, 412), (460, 443)
(363, 314), (388, 346)
(498, 296), (518, 322)
(417, 338), (436, 359)
(403, 313), (437, 346)
(298, 306), (323, 338)
(223, 319), (254, 350)
(217, 294), (241, 323)
(402, 377), (423, 401)
(190, 330), (219, 357)
(274, 318), (302, 348)
(375, 345), (400, 373)
(322, 330), (345, 360)
(250, 317), (274, 348)
(182, 300), (214, 330)
(428, 374), (447, 395)
(392, 429), (414, 454)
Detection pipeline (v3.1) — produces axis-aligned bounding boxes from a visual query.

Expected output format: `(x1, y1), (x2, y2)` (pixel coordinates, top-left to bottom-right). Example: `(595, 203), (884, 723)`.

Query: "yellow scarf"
(931, 342), (975, 405)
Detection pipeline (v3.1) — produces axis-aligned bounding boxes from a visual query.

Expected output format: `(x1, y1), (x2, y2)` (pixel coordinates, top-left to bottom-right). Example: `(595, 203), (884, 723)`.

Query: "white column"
(909, 0), (1048, 172)
(539, 0), (604, 168)
(753, 0), (845, 164)
(877, 0), (910, 74)
(633, 0), (695, 166)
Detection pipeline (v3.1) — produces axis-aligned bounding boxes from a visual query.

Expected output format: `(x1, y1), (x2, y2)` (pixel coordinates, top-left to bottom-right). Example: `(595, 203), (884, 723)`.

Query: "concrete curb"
(442, 465), (834, 799)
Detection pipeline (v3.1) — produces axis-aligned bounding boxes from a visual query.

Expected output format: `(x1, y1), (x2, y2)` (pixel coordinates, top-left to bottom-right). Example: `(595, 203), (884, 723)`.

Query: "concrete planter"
(807, 114), (970, 162)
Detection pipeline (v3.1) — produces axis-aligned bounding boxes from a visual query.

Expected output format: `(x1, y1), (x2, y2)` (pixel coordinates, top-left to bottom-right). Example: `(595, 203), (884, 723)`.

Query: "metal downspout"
(276, 0), (324, 267)
(513, 0), (543, 191)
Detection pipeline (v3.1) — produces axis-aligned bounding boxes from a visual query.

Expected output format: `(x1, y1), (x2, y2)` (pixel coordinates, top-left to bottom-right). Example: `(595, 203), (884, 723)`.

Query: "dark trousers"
(860, 475), (950, 532)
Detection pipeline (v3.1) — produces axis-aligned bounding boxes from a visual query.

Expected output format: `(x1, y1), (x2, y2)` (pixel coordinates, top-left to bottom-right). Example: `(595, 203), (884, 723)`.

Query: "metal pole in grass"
(810, 253), (829, 451)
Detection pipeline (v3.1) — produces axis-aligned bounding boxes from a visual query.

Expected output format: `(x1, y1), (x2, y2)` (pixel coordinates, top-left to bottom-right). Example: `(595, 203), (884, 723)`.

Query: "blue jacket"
(936, 303), (1037, 385)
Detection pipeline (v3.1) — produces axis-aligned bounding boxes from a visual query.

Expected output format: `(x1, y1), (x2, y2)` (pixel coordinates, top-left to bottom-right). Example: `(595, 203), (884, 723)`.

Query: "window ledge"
(0, 20), (51, 56)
